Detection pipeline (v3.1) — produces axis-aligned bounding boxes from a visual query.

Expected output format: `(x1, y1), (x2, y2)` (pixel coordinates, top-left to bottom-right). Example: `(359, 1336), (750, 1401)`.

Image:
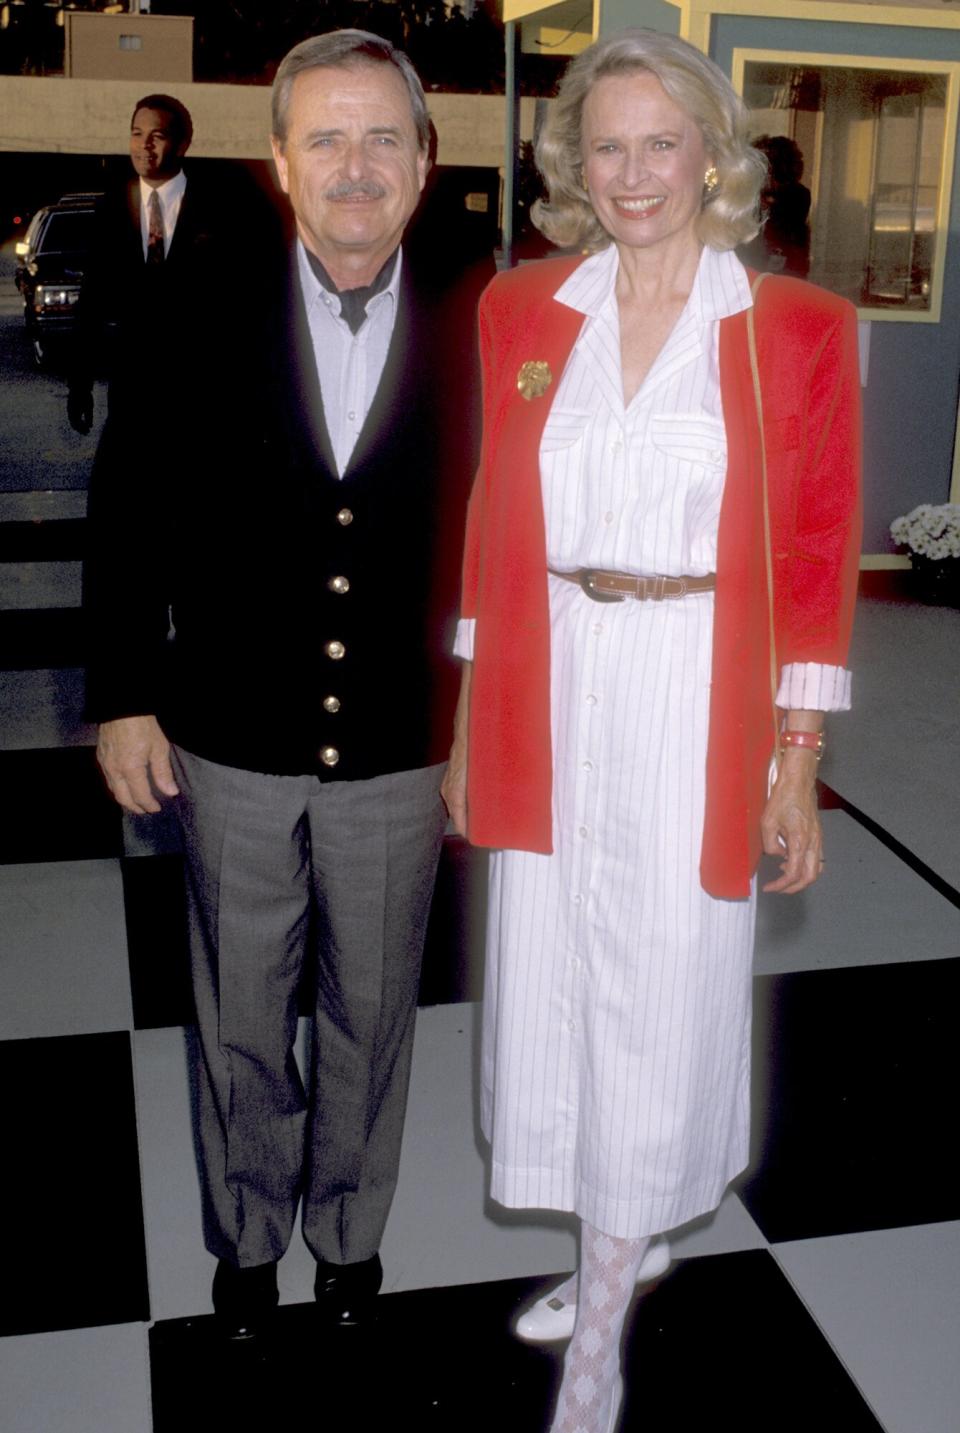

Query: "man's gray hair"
(272, 29), (431, 152)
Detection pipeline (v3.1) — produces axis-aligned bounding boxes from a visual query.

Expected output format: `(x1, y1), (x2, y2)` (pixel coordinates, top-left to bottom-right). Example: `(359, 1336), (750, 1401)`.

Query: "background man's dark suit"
(69, 169), (277, 426)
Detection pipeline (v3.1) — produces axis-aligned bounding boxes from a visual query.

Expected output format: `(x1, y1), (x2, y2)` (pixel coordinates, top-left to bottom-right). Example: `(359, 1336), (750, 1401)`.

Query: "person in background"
(442, 29), (860, 1432)
(68, 93), (198, 434)
(749, 134), (812, 278)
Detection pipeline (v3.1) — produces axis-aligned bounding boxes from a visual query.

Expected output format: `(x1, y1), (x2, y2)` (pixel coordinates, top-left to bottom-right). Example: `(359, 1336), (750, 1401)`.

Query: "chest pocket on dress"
(648, 413), (727, 468)
(539, 407), (594, 454)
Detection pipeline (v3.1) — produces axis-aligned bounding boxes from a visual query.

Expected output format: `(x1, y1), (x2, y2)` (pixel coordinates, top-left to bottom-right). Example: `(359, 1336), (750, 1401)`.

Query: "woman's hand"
(760, 747), (823, 894)
(440, 661), (472, 837)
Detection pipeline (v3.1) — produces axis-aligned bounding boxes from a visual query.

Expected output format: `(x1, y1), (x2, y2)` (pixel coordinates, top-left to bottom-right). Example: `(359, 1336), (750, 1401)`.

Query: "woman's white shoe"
(513, 1237), (670, 1344)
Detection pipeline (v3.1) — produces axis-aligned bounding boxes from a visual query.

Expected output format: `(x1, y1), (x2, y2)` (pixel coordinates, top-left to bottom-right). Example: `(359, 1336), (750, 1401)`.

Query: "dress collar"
(553, 242), (752, 323)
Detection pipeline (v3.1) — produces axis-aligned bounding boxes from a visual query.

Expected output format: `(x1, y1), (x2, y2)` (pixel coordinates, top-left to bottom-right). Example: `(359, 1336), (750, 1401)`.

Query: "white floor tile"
(0, 561), (82, 611)
(830, 598), (960, 891)
(0, 860), (131, 1040)
(772, 1222), (960, 1433)
(382, 1001), (577, 1292)
(136, 1005), (581, 1320)
(133, 1025), (209, 1323)
(136, 1001), (767, 1324)
(0, 669), (94, 751)
(755, 809), (959, 976)
(668, 1189), (768, 1260)
(0, 1323), (151, 1433)
(0, 490), (87, 523)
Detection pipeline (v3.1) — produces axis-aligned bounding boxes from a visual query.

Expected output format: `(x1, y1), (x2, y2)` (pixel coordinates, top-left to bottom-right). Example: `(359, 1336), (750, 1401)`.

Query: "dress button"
(319, 746), (340, 767)
(567, 1019), (577, 1034)
(582, 761), (593, 773)
(586, 694), (597, 706)
(579, 825), (589, 838)
(592, 623), (603, 636)
(336, 508), (354, 526)
(328, 575), (350, 594)
(347, 410), (356, 421)
(323, 695), (341, 713)
(324, 640), (345, 660)
(604, 511), (614, 524)
(572, 894), (582, 906)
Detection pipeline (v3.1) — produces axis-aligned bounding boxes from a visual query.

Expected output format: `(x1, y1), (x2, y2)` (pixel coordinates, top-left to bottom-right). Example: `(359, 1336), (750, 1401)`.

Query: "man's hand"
(67, 387), (93, 435)
(96, 715), (179, 814)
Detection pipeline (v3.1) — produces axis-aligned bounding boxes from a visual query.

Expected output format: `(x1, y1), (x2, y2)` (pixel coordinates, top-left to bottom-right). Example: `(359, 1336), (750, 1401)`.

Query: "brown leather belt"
(549, 567), (717, 604)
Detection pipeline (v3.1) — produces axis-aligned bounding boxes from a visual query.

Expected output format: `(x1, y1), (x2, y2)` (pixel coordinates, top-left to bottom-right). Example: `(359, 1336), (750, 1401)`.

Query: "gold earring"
(703, 165), (719, 194)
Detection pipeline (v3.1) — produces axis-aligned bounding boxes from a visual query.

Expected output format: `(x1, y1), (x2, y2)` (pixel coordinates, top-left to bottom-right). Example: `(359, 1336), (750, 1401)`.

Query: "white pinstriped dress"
(463, 244), (850, 1240)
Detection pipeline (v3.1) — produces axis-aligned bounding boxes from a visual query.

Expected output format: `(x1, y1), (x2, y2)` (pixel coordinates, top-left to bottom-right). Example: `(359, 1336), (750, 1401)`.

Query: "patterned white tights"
(549, 1224), (650, 1433)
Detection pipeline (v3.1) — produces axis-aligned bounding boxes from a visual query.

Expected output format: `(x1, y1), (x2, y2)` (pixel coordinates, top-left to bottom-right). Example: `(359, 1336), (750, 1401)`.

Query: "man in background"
(68, 93), (220, 433)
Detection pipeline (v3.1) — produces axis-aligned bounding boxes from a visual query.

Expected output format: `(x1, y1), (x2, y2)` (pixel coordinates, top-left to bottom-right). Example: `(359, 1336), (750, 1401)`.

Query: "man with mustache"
(84, 31), (480, 1338)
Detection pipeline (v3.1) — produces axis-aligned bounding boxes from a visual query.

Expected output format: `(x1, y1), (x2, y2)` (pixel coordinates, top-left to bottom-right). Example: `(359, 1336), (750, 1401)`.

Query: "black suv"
(14, 192), (100, 367)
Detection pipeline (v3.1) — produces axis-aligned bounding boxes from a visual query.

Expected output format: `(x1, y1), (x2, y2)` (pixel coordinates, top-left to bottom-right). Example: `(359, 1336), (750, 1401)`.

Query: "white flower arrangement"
(889, 503), (960, 562)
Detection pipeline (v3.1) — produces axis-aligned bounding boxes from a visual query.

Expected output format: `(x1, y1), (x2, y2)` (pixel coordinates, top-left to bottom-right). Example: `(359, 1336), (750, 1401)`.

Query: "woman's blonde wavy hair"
(533, 28), (766, 252)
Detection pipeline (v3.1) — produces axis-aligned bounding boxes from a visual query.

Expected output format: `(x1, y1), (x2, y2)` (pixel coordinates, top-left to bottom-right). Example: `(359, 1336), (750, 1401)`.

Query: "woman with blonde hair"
(442, 28), (860, 1432)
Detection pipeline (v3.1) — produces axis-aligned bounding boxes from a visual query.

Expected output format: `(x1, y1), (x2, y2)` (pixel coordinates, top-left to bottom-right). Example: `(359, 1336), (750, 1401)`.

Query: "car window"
(38, 210), (92, 257)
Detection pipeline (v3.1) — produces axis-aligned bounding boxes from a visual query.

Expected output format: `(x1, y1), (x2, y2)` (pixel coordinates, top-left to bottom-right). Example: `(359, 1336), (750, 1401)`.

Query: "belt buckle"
(578, 569), (624, 603)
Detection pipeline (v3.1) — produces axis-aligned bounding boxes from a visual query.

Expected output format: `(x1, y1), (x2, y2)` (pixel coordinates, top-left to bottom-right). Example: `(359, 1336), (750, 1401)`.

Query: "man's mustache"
(324, 181), (386, 201)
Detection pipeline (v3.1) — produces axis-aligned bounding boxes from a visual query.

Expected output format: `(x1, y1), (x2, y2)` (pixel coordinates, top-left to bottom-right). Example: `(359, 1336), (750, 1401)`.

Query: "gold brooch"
(517, 360), (552, 401)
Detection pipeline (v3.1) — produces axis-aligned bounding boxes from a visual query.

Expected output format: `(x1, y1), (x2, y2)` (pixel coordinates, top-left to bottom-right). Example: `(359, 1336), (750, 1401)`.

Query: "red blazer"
(460, 254), (862, 899)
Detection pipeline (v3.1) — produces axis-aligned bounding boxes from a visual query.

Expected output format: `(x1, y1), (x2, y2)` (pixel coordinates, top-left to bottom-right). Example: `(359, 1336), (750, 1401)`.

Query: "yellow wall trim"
(731, 48), (960, 325)
(670, 0), (960, 47)
(860, 554), (912, 569)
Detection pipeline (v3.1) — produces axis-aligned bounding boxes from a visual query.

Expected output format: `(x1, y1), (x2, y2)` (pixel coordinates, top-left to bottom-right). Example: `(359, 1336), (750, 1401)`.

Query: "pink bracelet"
(781, 729), (825, 757)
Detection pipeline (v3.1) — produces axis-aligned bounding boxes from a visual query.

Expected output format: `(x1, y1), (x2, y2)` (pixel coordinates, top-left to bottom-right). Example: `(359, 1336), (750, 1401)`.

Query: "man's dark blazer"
(83, 236), (486, 782)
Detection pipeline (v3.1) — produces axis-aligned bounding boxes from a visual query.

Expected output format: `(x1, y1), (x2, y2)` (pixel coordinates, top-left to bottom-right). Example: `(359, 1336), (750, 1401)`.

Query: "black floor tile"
(149, 1252), (881, 1432)
(0, 518), (86, 562)
(0, 1031), (149, 1336)
(620, 1250), (882, 1431)
(0, 746), (121, 863)
(0, 609), (87, 669)
(743, 958), (960, 1242)
(122, 854), (194, 1031)
(419, 836), (488, 1005)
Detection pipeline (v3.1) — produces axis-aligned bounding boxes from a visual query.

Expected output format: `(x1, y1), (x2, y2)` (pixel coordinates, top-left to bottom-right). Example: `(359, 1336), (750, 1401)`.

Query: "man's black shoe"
(314, 1252), (383, 1327)
(212, 1258), (279, 1340)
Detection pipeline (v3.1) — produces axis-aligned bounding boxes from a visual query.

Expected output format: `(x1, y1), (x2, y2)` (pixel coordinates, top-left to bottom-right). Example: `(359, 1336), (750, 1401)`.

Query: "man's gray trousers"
(171, 745), (447, 1269)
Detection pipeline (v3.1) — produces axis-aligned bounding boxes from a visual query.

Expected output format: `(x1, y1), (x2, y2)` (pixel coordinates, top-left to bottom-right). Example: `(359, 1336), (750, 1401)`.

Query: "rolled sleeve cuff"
(776, 662), (851, 713)
(453, 617), (476, 661)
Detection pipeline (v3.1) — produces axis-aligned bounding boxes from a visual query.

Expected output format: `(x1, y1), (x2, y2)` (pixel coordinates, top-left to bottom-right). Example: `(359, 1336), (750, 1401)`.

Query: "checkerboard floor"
(2, 499), (958, 1432)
